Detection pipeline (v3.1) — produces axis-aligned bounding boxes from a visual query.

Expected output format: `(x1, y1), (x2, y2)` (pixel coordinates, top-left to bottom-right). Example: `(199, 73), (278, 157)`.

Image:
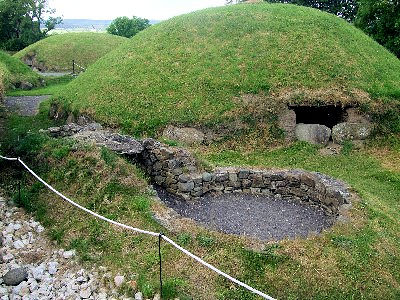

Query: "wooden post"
(72, 60), (75, 74)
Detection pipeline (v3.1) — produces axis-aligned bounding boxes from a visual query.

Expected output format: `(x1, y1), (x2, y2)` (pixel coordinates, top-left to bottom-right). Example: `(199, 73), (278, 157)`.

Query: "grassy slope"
(53, 3), (400, 136)
(0, 105), (399, 299)
(14, 33), (128, 71)
(6, 75), (75, 97)
(0, 51), (41, 92)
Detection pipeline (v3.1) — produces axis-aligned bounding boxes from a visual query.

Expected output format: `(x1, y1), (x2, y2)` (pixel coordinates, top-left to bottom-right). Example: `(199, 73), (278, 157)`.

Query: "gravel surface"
(4, 96), (50, 116)
(37, 72), (71, 77)
(156, 188), (334, 241)
(0, 195), (159, 300)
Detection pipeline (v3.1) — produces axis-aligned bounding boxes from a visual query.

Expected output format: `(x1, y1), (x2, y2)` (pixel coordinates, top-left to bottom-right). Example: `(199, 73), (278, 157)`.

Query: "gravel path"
(4, 96), (50, 116)
(156, 188), (334, 241)
(37, 72), (71, 77)
(0, 195), (157, 300)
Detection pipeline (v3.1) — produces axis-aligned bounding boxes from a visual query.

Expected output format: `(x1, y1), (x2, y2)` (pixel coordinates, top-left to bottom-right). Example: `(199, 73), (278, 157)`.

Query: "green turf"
(52, 3), (400, 136)
(14, 33), (128, 72)
(6, 75), (75, 97)
(0, 51), (41, 97)
(1, 109), (399, 299)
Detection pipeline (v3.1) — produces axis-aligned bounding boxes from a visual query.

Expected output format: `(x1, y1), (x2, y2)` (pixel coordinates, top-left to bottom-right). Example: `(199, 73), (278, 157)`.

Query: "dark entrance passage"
(290, 105), (346, 129)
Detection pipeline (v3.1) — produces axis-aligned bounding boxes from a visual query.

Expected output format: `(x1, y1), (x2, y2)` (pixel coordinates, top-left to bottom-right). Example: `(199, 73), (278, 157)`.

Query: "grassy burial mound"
(0, 51), (41, 98)
(52, 3), (400, 136)
(14, 33), (128, 72)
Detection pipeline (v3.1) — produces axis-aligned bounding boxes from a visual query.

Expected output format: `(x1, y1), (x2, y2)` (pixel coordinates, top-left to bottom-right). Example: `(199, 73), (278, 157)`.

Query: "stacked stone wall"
(140, 139), (351, 216)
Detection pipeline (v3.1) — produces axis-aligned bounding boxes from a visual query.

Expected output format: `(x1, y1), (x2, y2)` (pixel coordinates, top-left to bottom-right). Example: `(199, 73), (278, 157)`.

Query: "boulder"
(295, 123), (331, 146)
(162, 125), (205, 145)
(278, 108), (296, 140)
(2, 268), (28, 286)
(332, 122), (372, 144)
(18, 81), (33, 90)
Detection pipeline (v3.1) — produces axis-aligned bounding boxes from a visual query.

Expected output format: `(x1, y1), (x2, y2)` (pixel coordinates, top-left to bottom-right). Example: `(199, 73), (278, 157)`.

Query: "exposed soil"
(156, 187), (334, 241)
(4, 96), (50, 116)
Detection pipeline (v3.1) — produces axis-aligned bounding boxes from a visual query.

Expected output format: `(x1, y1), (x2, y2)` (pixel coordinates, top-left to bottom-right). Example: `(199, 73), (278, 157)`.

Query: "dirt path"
(4, 96), (50, 116)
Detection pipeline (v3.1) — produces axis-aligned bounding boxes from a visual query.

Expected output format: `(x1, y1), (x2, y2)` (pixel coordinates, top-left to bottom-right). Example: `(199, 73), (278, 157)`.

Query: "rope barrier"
(74, 62), (86, 71)
(0, 154), (276, 300)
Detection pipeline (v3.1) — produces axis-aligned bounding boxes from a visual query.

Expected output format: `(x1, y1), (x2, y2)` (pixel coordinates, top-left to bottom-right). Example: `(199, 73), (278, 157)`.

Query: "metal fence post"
(158, 233), (163, 299)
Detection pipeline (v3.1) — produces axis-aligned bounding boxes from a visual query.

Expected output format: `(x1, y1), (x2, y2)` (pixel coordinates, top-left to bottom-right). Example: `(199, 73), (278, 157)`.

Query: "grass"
(13, 33), (128, 72)
(1, 102), (399, 299)
(0, 50), (41, 97)
(52, 3), (400, 136)
(6, 75), (75, 97)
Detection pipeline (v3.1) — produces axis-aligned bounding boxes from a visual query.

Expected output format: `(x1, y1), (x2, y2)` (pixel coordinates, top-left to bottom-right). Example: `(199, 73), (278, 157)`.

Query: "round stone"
(2, 268), (28, 286)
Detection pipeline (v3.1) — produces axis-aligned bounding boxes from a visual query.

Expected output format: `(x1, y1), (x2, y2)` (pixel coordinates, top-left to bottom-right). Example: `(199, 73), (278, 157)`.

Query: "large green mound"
(53, 3), (400, 135)
(0, 51), (41, 98)
(14, 33), (128, 72)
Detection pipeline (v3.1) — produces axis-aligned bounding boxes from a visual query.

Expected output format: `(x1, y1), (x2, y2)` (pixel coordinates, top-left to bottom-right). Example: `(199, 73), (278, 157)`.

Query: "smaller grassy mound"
(0, 51), (41, 98)
(14, 33), (128, 72)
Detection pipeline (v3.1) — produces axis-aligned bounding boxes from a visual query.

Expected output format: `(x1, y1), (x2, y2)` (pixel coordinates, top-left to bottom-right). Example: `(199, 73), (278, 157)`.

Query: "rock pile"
(46, 123), (144, 155)
(0, 196), (158, 300)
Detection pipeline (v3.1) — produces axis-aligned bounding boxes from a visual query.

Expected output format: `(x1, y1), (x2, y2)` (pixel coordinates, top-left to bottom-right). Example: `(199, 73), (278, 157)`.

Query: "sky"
(48, 0), (227, 21)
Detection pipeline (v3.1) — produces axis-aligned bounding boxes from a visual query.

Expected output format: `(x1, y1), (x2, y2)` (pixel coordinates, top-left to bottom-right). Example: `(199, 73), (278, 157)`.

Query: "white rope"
(18, 158), (159, 237)
(162, 235), (276, 300)
(0, 154), (276, 300)
(0, 155), (18, 161)
(74, 62), (86, 71)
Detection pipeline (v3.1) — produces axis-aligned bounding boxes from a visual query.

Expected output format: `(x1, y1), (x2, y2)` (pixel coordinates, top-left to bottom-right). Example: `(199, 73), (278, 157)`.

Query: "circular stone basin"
(156, 187), (334, 241)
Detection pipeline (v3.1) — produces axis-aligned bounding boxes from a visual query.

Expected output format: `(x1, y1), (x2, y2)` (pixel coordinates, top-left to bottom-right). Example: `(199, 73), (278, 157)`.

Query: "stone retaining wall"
(46, 123), (351, 217)
(140, 139), (351, 216)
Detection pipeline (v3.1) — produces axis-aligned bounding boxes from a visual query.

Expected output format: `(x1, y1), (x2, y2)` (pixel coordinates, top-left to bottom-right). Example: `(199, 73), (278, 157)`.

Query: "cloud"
(49, 0), (226, 20)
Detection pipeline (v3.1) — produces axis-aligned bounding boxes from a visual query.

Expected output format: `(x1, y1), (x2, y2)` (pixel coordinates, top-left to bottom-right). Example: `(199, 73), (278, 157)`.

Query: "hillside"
(52, 3), (400, 136)
(14, 33), (128, 72)
(0, 51), (41, 98)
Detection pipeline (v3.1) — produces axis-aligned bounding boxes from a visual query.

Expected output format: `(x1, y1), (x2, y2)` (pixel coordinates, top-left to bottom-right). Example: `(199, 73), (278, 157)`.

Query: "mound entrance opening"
(289, 105), (347, 129)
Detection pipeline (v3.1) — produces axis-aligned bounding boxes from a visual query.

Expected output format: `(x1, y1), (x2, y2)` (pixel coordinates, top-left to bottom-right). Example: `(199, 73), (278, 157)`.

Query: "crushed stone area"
(4, 96), (50, 116)
(156, 187), (334, 241)
(36, 72), (71, 77)
(0, 195), (156, 300)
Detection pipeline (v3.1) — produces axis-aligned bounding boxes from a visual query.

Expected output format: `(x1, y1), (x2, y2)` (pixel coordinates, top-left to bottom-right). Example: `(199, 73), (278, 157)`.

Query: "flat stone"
(202, 172), (212, 182)
(295, 123), (331, 146)
(80, 287), (92, 299)
(135, 292), (143, 300)
(32, 265), (45, 280)
(178, 181), (195, 192)
(162, 125), (205, 145)
(2, 268), (28, 286)
(63, 250), (76, 259)
(332, 122), (372, 144)
(178, 174), (191, 183)
(48, 262), (58, 275)
(2, 253), (14, 263)
(114, 275), (125, 287)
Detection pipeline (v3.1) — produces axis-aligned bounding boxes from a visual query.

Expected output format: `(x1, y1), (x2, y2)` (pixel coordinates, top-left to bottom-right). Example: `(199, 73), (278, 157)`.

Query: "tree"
(355, 0), (400, 59)
(0, 0), (61, 51)
(263, 0), (358, 22)
(107, 16), (150, 38)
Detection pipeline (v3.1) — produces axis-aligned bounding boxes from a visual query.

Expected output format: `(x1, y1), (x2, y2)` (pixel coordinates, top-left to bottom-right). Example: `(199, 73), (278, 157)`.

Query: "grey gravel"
(4, 96), (50, 116)
(37, 72), (71, 77)
(0, 194), (161, 299)
(156, 188), (334, 241)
